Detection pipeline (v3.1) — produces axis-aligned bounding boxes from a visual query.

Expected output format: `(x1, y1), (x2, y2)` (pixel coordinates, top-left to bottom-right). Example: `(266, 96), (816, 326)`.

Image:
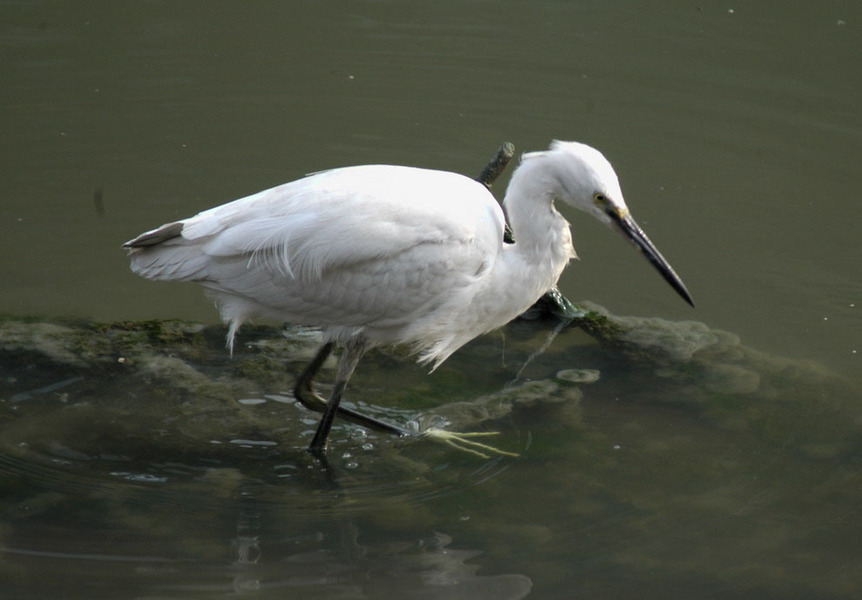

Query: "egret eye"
(594, 193), (608, 205)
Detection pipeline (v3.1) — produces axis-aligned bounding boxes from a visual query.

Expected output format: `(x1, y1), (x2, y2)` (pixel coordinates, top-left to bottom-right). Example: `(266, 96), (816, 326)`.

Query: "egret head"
(520, 140), (694, 307)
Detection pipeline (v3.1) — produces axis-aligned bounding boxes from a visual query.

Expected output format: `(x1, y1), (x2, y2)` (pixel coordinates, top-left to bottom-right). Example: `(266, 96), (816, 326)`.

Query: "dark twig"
(477, 142), (516, 190)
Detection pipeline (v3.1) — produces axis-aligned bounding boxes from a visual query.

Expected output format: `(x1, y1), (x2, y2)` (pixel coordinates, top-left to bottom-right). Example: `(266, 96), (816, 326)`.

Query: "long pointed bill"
(607, 208), (695, 307)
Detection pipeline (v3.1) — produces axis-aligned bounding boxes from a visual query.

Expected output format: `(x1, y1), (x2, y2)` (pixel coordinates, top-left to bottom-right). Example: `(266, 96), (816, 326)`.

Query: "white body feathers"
(126, 143), (634, 369)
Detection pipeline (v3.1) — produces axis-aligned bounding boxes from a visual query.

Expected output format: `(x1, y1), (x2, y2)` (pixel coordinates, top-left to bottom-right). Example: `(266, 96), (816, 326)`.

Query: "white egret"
(124, 140), (693, 455)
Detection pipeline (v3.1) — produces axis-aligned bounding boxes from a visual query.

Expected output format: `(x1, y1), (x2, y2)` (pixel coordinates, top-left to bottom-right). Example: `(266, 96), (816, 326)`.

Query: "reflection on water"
(0, 413), (531, 599)
(221, 524), (532, 599)
(0, 437), (530, 598)
(1, 309), (859, 598)
(5, 479), (535, 599)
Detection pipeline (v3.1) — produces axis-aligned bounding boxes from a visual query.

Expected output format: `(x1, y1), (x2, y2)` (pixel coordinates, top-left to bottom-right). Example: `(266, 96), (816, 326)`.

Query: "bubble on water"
(263, 394), (293, 404)
(237, 398), (266, 406)
(110, 472), (168, 483)
(229, 439), (277, 447)
(556, 369), (601, 384)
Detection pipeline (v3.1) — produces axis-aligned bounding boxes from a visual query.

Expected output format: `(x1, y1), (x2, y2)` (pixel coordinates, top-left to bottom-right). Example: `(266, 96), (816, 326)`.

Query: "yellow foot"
(421, 429), (519, 459)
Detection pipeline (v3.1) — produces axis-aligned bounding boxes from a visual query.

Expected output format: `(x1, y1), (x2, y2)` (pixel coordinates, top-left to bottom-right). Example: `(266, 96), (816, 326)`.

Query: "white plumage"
(125, 140), (692, 453)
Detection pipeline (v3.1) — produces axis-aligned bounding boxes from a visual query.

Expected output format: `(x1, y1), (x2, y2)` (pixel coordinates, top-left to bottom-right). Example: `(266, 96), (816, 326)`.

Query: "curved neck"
(409, 173), (577, 368)
(457, 172), (577, 337)
(503, 174), (576, 280)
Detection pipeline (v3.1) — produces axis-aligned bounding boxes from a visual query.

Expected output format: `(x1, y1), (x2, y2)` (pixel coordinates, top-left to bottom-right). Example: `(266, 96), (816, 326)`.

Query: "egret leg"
(293, 342), (336, 414)
(296, 343), (517, 459)
(296, 340), (410, 454)
(295, 343), (410, 438)
(309, 338), (367, 454)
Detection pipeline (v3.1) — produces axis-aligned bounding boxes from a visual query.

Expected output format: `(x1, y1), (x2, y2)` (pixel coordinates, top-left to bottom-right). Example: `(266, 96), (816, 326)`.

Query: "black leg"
(295, 341), (410, 455)
(309, 338), (367, 455)
(294, 342), (335, 414)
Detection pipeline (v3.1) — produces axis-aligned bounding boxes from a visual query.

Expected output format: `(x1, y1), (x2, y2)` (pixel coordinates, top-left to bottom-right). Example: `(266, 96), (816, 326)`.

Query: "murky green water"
(1, 1), (860, 598)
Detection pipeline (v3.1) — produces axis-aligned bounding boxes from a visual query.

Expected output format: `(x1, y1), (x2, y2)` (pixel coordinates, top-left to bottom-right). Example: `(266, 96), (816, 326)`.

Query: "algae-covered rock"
(1, 307), (857, 467)
(0, 313), (591, 455)
(1, 309), (859, 600)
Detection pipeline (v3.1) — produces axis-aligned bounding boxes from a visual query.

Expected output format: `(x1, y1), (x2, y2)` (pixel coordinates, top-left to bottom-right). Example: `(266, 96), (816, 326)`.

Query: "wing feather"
(126, 165), (506, 336)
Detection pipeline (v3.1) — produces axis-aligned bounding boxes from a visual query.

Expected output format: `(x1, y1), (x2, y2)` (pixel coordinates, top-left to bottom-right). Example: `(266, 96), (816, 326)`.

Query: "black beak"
(607, 208), (695, 307)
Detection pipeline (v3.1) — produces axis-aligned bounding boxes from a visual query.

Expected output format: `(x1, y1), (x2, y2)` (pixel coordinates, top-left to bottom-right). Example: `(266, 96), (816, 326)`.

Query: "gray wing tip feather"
(123, 222), (185, 248)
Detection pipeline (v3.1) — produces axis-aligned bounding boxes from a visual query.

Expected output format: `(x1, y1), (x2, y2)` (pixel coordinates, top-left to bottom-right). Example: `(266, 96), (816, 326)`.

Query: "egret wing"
(127, 165), (506, 335)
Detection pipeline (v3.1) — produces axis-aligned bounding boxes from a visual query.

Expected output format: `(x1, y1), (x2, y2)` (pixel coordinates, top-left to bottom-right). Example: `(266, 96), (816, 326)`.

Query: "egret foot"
(421, 428), (519, 459)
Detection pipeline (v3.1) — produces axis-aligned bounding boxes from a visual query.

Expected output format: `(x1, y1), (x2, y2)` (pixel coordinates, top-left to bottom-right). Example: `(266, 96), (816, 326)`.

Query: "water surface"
(1, 1), (860, 598)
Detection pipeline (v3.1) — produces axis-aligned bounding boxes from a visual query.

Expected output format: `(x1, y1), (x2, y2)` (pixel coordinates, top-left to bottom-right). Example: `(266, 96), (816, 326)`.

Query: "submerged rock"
(0, 306), (856, 465)
(1, 309), (858, 599)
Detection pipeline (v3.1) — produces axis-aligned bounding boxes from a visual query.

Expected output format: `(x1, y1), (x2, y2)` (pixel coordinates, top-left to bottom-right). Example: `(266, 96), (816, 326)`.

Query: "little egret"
(124, 140), (693, 455)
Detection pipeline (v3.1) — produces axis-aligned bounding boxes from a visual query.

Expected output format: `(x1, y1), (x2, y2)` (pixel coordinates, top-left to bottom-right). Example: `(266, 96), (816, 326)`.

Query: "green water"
(1, 1), (860, 598)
